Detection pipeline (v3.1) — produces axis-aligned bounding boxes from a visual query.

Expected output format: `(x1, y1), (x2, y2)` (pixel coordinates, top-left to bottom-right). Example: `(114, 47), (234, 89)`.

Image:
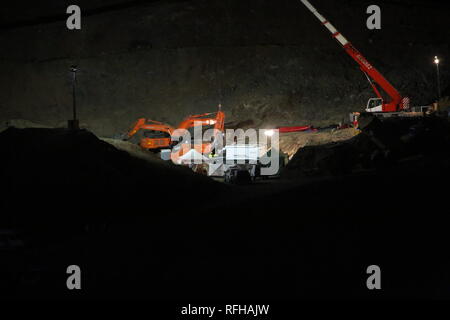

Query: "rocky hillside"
(0, 0), (449, 136)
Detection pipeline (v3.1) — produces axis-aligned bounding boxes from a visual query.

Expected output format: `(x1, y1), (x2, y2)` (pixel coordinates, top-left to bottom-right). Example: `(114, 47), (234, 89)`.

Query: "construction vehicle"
(125, 118), (175, 150)
(299, 0), (414, 118)
(175, 107), (225, 155)
(207, 143), (262, 184)
(171, 107), (226, 164)
(126, 107), (225, 160)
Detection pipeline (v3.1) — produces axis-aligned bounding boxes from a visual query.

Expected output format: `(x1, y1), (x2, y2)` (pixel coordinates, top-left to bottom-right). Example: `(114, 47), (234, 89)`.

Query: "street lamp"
(68, 65), (79, 130)
(434, 56), (441, 101)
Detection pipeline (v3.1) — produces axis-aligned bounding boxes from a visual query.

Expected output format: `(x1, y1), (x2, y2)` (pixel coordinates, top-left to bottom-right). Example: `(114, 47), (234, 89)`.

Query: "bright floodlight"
(434, 56), (440, 65)
(264, 129), (275, 137)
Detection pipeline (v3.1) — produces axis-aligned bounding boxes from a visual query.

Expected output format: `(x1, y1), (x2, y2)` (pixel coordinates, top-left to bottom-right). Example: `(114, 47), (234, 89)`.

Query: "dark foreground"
(1, 118), (450, 300)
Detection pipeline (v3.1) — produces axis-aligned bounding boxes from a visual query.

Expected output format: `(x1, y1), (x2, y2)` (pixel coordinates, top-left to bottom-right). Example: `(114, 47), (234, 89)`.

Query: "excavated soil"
(285, 115), (450, 177)
(279, 127), (358, 159)
(0, 127), (225, 225)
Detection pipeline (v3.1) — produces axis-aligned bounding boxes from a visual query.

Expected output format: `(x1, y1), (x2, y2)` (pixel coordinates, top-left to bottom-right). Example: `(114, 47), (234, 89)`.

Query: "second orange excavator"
(174, 108), (225, 155)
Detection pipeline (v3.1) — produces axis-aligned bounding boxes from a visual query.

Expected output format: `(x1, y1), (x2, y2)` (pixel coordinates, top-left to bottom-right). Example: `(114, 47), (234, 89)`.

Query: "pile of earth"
(284, 115), (450, 177)
(0, 127), (225, 229)
(279, 127), (358, 160)
(1, 118), (164, 163)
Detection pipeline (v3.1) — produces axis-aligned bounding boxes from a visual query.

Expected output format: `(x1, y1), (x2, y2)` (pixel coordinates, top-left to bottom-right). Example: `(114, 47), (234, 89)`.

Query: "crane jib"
(299, 0), (407, 112)
(355, 53), (373, 70)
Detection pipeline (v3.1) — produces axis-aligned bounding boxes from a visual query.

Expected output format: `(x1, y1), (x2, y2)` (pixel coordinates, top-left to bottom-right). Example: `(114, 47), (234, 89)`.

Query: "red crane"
(299, 0), (410, 113)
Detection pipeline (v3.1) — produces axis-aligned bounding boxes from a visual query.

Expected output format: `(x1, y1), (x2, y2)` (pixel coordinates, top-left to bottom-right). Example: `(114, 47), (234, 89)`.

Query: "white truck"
(207, 144), (265, 184)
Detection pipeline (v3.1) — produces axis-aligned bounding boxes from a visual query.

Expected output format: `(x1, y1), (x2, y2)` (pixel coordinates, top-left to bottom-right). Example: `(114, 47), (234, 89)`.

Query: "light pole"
(434, 56), (441, 102)
(69, 65), (79, 130)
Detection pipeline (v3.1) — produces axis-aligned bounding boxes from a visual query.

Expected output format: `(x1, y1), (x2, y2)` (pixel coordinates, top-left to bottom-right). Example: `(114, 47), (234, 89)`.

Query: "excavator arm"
(177, 111), (224, 130)
(126, 118), (174, 139)
(173, 107), (226, 156)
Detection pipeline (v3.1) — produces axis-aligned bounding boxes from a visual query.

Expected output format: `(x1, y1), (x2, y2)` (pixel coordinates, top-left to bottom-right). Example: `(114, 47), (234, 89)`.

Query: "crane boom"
(299, 0), (409, 112)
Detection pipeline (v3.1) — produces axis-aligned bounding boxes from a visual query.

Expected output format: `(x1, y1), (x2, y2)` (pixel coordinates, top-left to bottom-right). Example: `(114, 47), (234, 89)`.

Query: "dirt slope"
(1, 0), (448, 136)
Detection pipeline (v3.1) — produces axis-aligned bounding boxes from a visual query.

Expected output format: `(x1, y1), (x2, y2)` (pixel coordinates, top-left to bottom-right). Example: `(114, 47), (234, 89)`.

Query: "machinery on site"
(173, 107), (225, 156)
(125, 118), (175, 150)
(299, 0), (414, 117)
(126, 108), (283, 183)
(125, 106), (225, 154)
(208, 144), (262, 183)
(206, 139), (286, 183)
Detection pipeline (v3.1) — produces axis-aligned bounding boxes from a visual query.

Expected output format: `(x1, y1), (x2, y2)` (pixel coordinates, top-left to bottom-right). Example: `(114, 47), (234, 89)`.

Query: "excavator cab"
(365, 98), (383, 113)
(124, 118), (175, 151)
(140, 130), (172, 149)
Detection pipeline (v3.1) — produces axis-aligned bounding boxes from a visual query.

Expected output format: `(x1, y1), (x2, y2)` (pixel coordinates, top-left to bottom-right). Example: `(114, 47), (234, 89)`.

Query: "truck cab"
(365, 98), (383, 113)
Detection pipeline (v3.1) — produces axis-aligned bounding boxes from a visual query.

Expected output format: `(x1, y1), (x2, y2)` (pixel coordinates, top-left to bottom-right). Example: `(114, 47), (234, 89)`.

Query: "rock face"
(0, 0), (449, 136)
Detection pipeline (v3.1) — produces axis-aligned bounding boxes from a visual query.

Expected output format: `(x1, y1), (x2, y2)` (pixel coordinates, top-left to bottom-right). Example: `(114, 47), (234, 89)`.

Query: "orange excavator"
(125, 118), (175, 150)
(174, 108), (225, 155)
(125, 107), (225, 155)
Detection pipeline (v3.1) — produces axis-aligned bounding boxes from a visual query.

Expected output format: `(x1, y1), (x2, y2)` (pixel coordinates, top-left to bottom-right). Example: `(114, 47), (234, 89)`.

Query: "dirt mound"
(0, 119), (162, 165)
(100, 137), (163, 164)
(0, 119), (51, 133)
(0, 128), (224, 227)
(284, 115), (450, 177)
(279, 128), (357, 159)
